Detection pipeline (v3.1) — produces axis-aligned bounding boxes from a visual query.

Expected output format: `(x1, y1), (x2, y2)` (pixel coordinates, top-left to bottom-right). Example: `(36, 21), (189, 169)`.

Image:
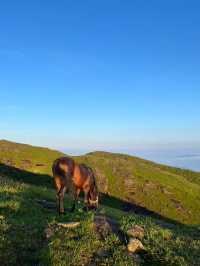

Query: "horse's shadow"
(0, 162), (195, 226)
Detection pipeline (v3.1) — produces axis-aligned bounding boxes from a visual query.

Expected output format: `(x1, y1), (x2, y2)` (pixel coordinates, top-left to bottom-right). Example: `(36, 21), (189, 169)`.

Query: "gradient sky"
(0, 0), (200, 154)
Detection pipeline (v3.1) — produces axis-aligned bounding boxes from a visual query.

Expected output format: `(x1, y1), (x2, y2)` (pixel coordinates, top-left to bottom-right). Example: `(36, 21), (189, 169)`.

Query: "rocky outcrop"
(93, 215), (119, 239)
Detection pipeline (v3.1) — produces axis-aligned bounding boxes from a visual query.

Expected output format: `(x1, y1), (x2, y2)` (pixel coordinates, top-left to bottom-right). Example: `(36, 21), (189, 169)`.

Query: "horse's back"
(72, 164), (88, 188)
(73, 163), (96, 189)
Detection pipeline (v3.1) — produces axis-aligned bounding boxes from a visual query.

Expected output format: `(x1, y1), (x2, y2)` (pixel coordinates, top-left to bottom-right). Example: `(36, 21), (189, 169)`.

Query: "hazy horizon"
(2, 138), (200, 171)
(62, 147), (200, 172)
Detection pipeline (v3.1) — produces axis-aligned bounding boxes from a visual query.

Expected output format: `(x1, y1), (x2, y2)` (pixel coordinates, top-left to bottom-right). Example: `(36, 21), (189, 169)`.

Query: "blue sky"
(0, 0), (200, 154)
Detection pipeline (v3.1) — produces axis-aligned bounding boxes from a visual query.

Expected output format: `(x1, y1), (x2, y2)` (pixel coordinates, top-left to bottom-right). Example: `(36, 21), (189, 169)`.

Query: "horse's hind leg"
(56, 186), (66, 215)
(54, 175), (66, 215)
(54, 176), (62, 214)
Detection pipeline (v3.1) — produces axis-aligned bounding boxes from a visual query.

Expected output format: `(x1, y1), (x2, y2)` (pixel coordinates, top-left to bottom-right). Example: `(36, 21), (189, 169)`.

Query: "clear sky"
(0, 0), (200, 154)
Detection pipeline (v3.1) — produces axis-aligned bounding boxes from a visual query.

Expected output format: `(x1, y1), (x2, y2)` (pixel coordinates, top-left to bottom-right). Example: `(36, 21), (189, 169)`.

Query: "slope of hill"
(0, 140), (200, 225)
(0, 139), (64, 175)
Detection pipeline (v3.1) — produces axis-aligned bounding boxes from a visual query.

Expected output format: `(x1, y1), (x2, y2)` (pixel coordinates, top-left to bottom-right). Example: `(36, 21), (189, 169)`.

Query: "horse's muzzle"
(89, 197), (99, 209)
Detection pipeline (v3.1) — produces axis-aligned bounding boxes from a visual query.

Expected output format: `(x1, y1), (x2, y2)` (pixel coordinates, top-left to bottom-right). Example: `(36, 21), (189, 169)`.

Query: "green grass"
(1, 173), (200, 265)
(0, 174), (136, 266)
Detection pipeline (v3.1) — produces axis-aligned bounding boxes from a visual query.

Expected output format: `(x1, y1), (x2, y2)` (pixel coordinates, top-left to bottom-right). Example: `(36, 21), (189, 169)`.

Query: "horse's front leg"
(70, 187), (80, 212)
(83, 187), (90, 211)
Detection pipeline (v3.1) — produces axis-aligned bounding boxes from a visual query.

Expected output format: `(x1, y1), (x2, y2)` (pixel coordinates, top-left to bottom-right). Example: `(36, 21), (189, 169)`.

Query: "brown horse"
(52, 157), (98, 214)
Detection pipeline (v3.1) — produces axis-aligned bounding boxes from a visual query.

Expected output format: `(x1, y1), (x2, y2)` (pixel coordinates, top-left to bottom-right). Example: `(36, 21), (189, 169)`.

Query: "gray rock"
(127, 238), (145, 253)
(94, 215), (119, 239)
(97, 249), (109, 258)
(127, 225), (145, 239)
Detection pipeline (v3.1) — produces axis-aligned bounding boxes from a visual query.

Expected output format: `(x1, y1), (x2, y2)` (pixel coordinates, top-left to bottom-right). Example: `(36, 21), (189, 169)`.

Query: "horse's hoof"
(83, 206), (89, 212)
(70, 207), (75, 213)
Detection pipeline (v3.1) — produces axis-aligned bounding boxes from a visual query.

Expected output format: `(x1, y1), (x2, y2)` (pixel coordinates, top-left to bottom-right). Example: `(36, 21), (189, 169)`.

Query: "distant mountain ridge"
(0, 139), (200, 224)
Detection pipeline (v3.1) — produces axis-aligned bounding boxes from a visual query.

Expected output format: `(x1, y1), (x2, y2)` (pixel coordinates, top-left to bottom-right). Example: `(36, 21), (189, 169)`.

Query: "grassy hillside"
(0, 167), (200, 266)
(76, 152), (200, 225)
(0, 140), (200, 225)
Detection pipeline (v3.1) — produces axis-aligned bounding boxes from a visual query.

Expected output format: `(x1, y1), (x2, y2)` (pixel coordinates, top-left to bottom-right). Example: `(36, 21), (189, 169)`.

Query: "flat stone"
(57, 222), (80, 229)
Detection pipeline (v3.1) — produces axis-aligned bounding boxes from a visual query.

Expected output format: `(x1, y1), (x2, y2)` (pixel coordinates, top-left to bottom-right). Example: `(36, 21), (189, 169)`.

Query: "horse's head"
(88, 184), (99, 210)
